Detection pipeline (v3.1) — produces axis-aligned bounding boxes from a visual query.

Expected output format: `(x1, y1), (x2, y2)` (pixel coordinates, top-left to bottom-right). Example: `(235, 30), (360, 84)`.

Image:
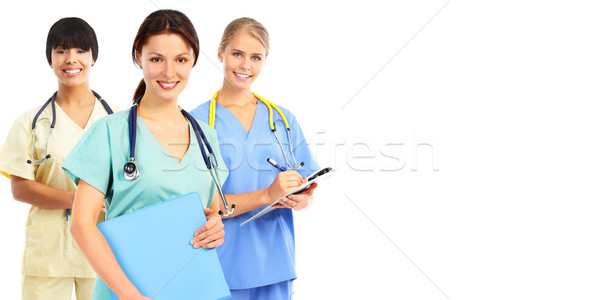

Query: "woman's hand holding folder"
(191, 208), (225, 249)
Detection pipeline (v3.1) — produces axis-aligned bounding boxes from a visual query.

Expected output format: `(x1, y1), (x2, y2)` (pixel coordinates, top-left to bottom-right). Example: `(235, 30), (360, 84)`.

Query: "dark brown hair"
(131, 9), (199, 101)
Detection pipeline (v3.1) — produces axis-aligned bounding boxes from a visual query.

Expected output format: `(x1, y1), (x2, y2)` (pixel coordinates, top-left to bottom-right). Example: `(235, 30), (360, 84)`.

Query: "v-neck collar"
(214, 100), (267, 142)
(54, 98), (101, 131)
(136, 115), (195, 164)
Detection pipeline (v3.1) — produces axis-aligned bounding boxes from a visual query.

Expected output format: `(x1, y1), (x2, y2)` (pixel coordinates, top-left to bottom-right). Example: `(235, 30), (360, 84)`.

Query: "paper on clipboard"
(240, 167), (333, 226)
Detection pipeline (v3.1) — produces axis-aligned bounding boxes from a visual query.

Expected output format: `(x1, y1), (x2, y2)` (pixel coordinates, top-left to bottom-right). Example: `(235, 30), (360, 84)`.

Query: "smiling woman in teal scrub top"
(62, 10), (227, 300)
(190, 17), (319, 299)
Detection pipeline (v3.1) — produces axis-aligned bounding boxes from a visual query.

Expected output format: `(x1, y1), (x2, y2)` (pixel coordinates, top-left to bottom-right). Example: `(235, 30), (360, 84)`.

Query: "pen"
(267, 158), (287, 172)
(66, 208), (70, 222)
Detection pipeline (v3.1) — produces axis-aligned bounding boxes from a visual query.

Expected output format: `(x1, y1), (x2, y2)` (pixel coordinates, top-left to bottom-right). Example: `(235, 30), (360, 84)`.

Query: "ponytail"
(133, 79), (145, 102)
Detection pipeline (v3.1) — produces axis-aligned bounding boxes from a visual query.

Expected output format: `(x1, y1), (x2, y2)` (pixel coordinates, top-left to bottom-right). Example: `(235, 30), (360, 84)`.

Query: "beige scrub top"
(0, 98), (118, 278)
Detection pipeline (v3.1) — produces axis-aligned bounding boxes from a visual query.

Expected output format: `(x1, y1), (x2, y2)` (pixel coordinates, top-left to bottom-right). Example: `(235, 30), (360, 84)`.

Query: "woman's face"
(51, 46), (94, 87)
(218, 31), (266, 91)
(137, 33), (193, 101)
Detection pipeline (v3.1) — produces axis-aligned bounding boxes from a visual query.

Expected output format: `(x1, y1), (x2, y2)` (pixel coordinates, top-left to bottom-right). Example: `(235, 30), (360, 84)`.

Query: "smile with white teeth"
(158, 81), (178, 88)
(234, 72), (251, 79)
(64, 69), (81, 74)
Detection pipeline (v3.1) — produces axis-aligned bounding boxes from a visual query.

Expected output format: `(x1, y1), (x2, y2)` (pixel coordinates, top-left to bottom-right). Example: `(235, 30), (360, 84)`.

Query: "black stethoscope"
(27, 91), (113, 165)
(123, 97), (236, 216)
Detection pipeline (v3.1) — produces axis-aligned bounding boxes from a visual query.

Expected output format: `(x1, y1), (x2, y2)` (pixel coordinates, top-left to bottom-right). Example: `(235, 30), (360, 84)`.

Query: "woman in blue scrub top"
(190, 17), (319, 299)
(63, 10), (227, 300)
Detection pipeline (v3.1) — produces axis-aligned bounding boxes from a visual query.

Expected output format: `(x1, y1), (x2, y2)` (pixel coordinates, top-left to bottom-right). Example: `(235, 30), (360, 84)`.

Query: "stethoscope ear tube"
(210, 91), (302, 170)
(123, 100), (235, 216)
(181, 109), (235, 216)
(124, 99), (141, 181)
(28, 91), (112, 166)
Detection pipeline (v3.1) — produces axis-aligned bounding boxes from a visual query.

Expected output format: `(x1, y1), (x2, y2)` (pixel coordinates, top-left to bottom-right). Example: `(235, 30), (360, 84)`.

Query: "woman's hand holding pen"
(191, 208), (225, 249)
(273, 179), (318, 210)
(267, 171), (303, 201)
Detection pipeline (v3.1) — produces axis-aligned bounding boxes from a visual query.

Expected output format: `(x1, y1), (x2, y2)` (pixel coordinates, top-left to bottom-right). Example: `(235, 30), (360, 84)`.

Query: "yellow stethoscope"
(209, 90), (303, 170)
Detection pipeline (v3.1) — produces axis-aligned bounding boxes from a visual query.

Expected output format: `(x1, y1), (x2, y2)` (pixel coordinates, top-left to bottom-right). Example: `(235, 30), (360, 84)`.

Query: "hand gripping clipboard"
(241, 167), (333, 226)
(97, 192), (231, 300)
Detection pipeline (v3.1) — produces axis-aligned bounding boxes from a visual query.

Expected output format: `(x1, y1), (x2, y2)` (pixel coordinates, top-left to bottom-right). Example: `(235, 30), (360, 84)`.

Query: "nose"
(163, 61), (175, 79)
(66, 49), (77, 64)
(240, 57), (251, 70)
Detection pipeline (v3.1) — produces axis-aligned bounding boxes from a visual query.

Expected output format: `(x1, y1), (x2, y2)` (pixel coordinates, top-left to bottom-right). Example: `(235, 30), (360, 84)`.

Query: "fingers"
(278, 196), (299, 209)
(303, 182), (318, 195)
(193, 230), (224, 249)
(269, 171), (305, 199)
(194, 216), (222, 237)
(279, 171), (303, 188)
(191, 216), (225, 249)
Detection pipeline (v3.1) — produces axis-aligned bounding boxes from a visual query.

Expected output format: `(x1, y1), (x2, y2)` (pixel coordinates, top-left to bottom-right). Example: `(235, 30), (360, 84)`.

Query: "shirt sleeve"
(0, 112), (36, 179)
(62, 118), (112, 195)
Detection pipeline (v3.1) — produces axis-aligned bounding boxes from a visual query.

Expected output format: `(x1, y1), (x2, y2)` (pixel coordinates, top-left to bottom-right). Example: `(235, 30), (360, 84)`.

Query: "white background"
(1, 0), (599, 299)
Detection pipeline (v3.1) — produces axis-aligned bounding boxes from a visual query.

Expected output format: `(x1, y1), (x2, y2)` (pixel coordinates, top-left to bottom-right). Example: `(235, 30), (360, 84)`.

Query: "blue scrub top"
(190, 99), (319, 289)
(63, 109), (228, 299)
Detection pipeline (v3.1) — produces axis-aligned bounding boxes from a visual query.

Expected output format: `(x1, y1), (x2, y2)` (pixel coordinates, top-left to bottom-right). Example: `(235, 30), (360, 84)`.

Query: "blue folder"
(97, 192), (231, 300)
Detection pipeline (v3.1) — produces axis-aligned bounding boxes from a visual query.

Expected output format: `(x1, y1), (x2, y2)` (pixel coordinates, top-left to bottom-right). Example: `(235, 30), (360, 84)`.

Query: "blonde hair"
(219, 17), (269, 56)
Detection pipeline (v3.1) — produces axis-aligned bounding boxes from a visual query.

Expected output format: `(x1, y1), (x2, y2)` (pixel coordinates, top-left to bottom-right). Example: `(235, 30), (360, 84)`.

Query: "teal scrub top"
(62, 109), (228, 299)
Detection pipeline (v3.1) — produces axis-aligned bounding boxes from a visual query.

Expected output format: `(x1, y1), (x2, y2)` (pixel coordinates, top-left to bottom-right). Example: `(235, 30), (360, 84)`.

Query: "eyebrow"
(231, 48), (263, 56)
(148, 52), (191, 57)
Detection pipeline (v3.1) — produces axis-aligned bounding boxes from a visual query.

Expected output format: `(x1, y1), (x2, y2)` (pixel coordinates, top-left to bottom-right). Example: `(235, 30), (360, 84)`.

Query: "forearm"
(71, 222), (141, 298)
(220, 171), (307, 218)
(220, 189), (272, 218)
(71, 180), (144, 299)
(10, 175), (74, 209)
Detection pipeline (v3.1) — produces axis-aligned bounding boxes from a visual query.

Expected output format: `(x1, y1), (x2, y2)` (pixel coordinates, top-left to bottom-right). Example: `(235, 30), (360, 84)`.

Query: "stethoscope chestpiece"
(26, 154), (51, 165)
(123, 158), (140, 181)
(218, 204), (237, 217)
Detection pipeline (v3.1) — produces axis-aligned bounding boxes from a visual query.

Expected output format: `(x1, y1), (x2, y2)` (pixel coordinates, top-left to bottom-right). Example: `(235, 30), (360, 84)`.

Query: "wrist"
(66, 190), (76, 208)
(115, 283), (143, 300)
(119, 290), (143, 300)
(261, 188), (275, 206)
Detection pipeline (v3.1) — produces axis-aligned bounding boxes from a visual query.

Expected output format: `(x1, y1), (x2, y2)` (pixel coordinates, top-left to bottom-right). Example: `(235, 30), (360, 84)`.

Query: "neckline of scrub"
(54, 97), (100, 131)
(214, 100), (266, 142)
(135, 114), (194, 164)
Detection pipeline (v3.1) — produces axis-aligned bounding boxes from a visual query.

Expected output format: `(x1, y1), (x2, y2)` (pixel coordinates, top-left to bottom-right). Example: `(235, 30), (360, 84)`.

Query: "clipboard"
(240, 167), (333, 226)
(97, 192), (231, 300)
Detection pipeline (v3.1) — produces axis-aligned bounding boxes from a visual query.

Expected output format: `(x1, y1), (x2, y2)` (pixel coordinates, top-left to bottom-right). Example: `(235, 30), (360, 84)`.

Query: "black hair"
(45, 17), (99, 65)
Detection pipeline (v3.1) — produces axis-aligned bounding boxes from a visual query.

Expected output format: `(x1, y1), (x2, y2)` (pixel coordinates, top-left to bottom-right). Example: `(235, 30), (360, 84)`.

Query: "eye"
(176, 57), (188, 63)
(151, 57), (162, 63)
(251, 56), (262, 61)
(77, 49), (88, 54)
(233, 52), (242, 58)
(55, 50), (65, 54)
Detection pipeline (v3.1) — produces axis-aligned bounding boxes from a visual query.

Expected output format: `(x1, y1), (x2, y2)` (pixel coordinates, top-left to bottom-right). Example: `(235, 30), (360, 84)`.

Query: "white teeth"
(64, 69), (81, 74)
(235, 72), (250, 78)
(160, 82), (176, 87)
